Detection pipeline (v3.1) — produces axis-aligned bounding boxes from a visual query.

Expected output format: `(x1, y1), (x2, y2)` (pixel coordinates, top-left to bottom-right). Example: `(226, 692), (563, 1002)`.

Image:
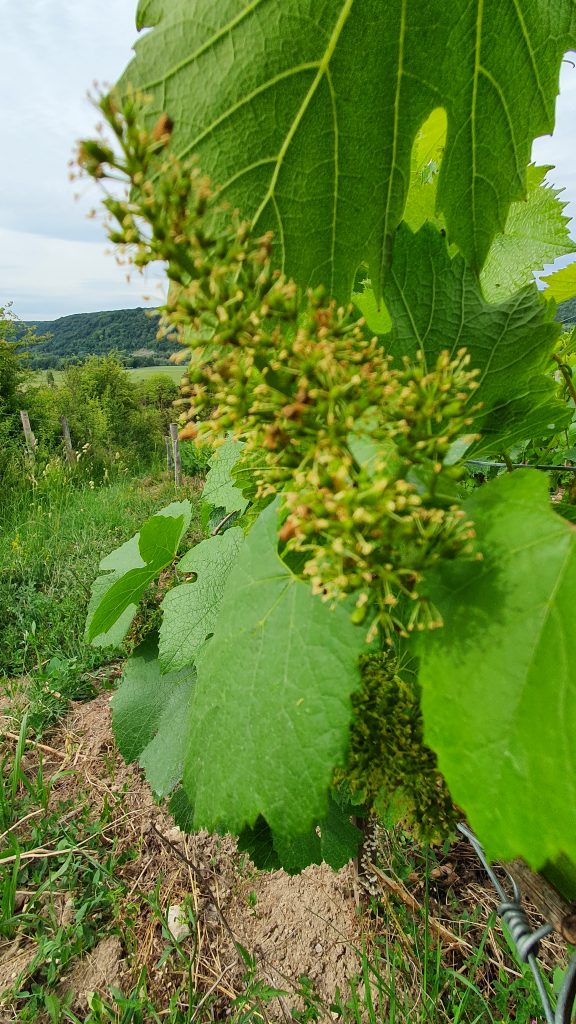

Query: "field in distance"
(32, 364), (186, 386)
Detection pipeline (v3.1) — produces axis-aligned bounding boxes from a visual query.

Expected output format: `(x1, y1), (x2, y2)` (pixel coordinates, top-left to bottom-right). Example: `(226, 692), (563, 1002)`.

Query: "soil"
(0, 692), (569, 1021)
(53, 696), (369, 1016)
(58, 936), (123, 1012)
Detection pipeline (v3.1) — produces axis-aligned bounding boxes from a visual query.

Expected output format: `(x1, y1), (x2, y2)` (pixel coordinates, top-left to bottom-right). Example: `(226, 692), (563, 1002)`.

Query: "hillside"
(19, 307), (179, 369)
(557, 296), (576, 328)
(17, 294), (576, 371)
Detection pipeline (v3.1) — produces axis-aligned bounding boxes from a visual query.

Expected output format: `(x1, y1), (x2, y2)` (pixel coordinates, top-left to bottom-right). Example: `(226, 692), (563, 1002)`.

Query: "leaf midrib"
(251, 0), (355, 272)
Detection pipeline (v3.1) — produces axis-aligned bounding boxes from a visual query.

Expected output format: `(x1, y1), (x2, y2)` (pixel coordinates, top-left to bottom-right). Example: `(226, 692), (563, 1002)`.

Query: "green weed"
(0, 476), (199, 731)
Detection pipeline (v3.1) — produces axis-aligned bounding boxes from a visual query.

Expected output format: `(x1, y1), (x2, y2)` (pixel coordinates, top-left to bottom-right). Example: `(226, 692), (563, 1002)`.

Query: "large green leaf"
(403, 141), (576, 303)
(183, 501), (366, 836)
(352, 283), (392, 334)
(419, 471), (576, 872)
(237, 790), (362, 874)
(111, 636), (196, 797)
(402, 108), (446, 236)
(86, 501), (192, 647)
(202, 438), (247, 516)
(159, 527), (244, 672)
(121, 0), (575, 297)
(356, 162), (575, 332)
(541, 261), (576, 303)
(480, 166), (576, 303)
(382, 224), (569, 454)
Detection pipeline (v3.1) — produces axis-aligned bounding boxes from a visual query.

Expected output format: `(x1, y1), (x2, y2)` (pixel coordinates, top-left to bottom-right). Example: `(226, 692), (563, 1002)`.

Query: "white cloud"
(0, 227), (166, 321)
(0, 0), (157, 317)
(0, 0), (141, 240)
(0, 2), (138, 236)
(0, 6), (575, 318)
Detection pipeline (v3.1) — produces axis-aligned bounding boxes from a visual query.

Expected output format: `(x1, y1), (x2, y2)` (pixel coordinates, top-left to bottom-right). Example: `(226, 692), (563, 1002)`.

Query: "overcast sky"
(1, 3), (575, 322)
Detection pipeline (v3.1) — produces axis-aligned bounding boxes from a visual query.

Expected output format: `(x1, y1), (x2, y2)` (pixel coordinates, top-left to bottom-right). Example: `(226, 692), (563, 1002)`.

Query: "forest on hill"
(18, 294), (576, 372)
(557, 295), (576, 328)
(17, 306), (180, 369)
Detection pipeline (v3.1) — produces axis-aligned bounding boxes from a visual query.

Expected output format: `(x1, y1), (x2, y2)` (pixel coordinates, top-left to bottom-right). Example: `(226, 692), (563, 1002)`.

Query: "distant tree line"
(1, 306), (182, 494)
(13, 298), (575, 371)
(14, 306), (180, 369)
(557, 295), (576, 329)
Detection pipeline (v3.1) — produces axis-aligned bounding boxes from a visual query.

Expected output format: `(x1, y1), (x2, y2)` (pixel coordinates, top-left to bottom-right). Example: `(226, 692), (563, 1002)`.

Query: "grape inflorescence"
(78, 89), (482, 640)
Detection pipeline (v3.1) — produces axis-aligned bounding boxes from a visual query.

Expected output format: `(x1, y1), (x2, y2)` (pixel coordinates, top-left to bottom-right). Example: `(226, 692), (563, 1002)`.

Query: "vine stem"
(552, 353), (576, 406)
(212, 509), (241, 535)
(466, 460), (576, 473)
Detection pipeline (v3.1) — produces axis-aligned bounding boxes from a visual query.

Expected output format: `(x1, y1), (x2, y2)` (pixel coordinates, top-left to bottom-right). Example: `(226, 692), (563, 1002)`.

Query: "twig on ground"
(0, 808), (44, 844)
(365, 862), (474, 950)
(190, 962), (236, 1020)
(151, 823), (238, 947)
(3, 731), (67, 758)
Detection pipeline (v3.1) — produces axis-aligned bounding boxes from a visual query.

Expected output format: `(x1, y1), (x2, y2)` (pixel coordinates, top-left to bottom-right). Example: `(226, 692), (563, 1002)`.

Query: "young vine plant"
(81, 1), (576, 887)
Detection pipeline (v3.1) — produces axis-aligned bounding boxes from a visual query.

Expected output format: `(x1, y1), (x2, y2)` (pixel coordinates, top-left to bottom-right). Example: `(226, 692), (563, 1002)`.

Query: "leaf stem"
(552, 353), (576, 406)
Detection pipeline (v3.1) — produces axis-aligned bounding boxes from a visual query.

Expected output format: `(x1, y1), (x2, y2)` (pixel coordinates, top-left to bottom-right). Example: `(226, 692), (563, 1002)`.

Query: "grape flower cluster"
(78, 89), (482, 640)
(337, 651), (458, 842)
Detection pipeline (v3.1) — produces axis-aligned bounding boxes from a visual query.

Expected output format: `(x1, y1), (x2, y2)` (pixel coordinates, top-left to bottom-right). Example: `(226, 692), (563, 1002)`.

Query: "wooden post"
(504, 859), (576, 944)
(60, 416), (76, 465)
(169, 423), (182, 485)
(164, 435), (173, 473)
(19, 410), (37, 456)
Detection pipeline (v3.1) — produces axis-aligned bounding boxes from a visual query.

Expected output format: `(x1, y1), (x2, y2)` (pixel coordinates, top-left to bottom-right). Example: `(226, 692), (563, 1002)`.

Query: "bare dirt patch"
(57, 935), (123, 1012)
(227, 862), (363, 1006)
(1, 691), (570, 1021)
(0, 695), (372, 1019)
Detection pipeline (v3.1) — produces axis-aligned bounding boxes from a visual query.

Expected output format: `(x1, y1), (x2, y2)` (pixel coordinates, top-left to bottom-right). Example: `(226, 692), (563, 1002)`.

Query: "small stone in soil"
(167, 905), (191, 941)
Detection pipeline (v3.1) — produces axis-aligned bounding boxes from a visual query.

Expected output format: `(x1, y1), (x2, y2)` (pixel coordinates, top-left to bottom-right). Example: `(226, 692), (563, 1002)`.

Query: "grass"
(0, 471), (198, 727)
(3, 737), (539, 1024)
(0, 722), (552, 1023)
(0, 465), (210, 1020)
(31, 365), (185, 386)
(126, 365), (186, 383)
(354, 827), (552, 1024)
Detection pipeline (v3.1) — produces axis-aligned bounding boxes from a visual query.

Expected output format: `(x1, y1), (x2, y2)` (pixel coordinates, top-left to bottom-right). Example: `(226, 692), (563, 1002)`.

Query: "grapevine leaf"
(542, 855), (576, 901)
(352, 284), (391, 334)
(168, 786), (195, 833)
(135, 0), (162, 31)
(541, 261), (576, 303)
(419, 471), (576, 871)
(237, 818), (282, 872)
(159, 527), (245, 672)
(480, 167), (576, 303)
(202, 439), (248, 516)
(237, 792), (362, 874)
(318, 791), (363, 870)
(403, 148), (576, 304)
(86, 501), (192, 647)
(403, 107), (446, 235)
(120, 0), (575, 297)
(184, 500), (366, 837)
(382, 224), (569, 454)
(272, 830), (322, 874)
(356, 164), (575, 332)
(111, 636), (196, 797)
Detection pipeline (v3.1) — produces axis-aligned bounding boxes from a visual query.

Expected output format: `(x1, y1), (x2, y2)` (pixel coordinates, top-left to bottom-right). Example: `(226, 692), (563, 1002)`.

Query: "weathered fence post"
(164, 434), (173, 474)
(19, 410), (37, 457)
(60, 416), (77, 465)
(169, 423), (182, 485)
